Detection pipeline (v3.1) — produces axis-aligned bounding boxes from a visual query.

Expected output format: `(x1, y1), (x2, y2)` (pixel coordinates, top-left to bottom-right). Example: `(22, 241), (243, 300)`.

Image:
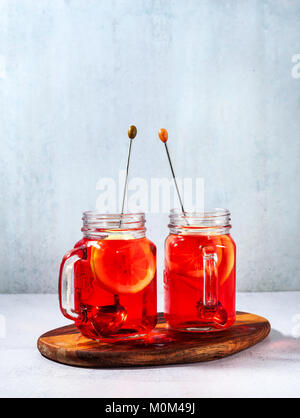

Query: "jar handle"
(58, 246), (87, 321)
(202, 246), (219, 310)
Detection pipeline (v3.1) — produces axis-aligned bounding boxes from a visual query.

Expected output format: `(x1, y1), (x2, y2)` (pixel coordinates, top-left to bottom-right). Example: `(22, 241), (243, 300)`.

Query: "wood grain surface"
(37, 311), (270, 368)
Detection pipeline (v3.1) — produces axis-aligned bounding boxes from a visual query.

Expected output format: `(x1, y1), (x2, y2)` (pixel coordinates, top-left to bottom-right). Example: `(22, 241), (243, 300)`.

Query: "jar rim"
(170, 208), (230, 218)
(82, 211), (145, 219)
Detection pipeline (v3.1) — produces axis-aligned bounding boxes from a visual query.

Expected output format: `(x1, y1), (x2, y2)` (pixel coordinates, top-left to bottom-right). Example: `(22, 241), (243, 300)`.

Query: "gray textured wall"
(1, 0), (300, 293)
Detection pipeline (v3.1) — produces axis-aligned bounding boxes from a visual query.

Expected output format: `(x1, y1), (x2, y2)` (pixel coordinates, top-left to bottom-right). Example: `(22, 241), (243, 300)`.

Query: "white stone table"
(0, 292), (299, 398)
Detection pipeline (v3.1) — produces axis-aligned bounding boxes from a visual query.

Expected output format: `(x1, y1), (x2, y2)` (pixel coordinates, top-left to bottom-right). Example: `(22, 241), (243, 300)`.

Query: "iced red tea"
(59, 213), (157, 340)
(164, 210), (236, 331)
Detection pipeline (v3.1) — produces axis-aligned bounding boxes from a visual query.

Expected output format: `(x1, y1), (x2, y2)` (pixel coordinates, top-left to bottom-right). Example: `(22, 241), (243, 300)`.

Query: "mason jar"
(164, 209), (236, 331)
(59, 212), (157, 340)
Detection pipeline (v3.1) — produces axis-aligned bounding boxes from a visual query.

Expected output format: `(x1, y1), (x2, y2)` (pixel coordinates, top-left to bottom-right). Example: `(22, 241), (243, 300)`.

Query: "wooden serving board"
(37, 312), (270, 368)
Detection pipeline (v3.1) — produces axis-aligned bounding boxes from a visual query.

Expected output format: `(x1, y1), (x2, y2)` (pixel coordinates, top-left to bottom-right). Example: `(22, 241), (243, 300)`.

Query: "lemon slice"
(90, 238), (156, 294)
(103, 233), (133, 240)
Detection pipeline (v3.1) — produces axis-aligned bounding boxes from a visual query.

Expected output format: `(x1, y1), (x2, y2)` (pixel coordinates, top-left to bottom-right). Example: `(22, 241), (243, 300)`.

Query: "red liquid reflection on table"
(164, 233), (236, 331)
(72, 236), (157, 340)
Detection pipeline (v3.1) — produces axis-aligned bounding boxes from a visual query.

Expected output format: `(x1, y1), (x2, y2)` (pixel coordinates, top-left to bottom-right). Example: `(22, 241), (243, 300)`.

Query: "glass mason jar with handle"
(164, 209), (236, 331)
(59, 212), (157, 340)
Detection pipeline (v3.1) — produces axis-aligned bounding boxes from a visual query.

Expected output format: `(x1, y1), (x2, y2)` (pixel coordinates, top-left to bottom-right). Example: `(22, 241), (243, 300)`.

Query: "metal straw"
(119, 125), (137, 227)
(158, 129), (189, 226)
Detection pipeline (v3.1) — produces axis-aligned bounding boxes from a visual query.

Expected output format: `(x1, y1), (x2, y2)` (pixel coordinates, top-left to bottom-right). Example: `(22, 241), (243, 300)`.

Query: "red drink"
(59, 213), (157, 340)
(164, 210), (236, 331)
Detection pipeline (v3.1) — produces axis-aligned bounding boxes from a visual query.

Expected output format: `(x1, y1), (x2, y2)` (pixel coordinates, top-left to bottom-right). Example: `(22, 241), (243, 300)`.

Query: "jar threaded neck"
(168, 208), (232, 235)
(81, 212), (146, 239)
